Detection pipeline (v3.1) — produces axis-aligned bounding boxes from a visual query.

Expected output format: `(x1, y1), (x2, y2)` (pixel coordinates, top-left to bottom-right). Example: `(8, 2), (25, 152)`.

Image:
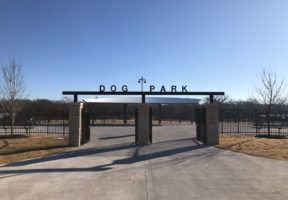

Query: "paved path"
(0, 125), (288, 200)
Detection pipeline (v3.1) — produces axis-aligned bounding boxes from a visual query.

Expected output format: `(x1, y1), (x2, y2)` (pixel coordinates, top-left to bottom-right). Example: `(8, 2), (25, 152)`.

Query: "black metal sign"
(99, 85), (188, 93)
(63, 77), (224, 103)
(98, 84), (190, 93)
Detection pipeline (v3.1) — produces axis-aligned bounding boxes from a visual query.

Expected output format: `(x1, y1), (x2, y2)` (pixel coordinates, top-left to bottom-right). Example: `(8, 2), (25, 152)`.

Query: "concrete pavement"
(0, 125), (288, 200)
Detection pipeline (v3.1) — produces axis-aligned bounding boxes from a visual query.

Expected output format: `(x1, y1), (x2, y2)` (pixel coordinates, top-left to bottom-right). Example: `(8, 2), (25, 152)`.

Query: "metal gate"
(135, 108), (138, 144)
(196, 108), (207, 144)
(149, 107), (152, 143)
(81, 107), (91, 145)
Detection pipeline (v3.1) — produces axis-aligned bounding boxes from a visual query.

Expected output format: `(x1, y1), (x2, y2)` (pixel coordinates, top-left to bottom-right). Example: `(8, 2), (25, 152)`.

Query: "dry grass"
(216, 134), (288, 160)
(0, 135), (70, 164)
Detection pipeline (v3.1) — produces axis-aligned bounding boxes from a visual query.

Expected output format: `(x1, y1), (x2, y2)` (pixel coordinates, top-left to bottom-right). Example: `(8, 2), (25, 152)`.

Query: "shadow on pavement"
(0, 138), (210, 174)
(3, 143), (136, 167)
(98, 134), (135, 140)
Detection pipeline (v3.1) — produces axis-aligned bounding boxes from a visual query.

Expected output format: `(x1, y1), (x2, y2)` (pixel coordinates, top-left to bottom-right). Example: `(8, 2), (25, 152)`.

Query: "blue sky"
(1, 0), (288, 100)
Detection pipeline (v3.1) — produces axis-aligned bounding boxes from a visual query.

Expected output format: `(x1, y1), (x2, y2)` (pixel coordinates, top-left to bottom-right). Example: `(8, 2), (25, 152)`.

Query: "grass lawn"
(217, 134), (288, 160)
(0, 135), (70, 164)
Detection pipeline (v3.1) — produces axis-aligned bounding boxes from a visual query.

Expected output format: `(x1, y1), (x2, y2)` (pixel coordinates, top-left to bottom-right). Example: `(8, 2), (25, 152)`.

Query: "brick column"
(68, 103), (83, 147)
(205, 104), (219, 145)
(136, 104), (151, 145)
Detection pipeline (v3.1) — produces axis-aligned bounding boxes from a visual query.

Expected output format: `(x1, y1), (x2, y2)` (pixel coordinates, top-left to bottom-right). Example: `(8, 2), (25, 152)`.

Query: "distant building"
(83, 97), (200, 104)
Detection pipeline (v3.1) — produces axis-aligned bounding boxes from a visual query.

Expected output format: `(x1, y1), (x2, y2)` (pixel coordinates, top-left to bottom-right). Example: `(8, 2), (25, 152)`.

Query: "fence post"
(237, 108), (240, 134)
(220, 109), (224, 134)
(123, 104), (127, 125)
(158, 104), (162, 125)
(255, 109), (258, 135)
(47, 119), (49, 135)
(63, 119), (65, 136)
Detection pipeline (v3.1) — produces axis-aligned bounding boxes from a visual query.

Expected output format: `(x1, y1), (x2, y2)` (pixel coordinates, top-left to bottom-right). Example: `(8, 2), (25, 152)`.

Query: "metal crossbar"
(62, 91), (224, 103)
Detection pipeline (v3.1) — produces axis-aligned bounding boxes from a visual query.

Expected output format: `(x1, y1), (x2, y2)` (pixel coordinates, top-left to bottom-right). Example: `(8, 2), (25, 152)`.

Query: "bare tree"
(254, 68), (287, 136)
(203, 94), (232, 104)
(61, 96), (73, 103)
(0, 58), (28, 135)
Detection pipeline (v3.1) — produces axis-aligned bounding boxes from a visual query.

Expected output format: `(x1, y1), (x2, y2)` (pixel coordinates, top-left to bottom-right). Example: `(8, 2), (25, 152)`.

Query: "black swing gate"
(196, 107), (207, 144)
(81, 107), (91, 145)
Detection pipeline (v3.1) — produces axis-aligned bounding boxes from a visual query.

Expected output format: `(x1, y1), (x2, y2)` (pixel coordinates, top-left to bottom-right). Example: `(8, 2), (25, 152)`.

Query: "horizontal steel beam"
(62, 91), (225, 96)
(62, 91), (224, 103)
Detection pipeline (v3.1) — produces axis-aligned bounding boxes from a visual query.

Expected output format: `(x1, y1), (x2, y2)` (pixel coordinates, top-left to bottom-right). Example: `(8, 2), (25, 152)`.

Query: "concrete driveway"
(0, 125), (288, 200)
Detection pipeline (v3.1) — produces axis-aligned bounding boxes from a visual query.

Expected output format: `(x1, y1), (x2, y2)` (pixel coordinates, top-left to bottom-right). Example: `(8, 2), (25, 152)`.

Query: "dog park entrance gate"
(63, 91), (223, 147)
(81, 103), (133, 145)
(80, 103), (153, 145)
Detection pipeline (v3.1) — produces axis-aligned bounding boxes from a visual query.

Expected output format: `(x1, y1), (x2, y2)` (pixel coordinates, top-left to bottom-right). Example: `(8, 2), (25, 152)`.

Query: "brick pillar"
(136, 104), (151, 145)
(205, 104), (219, 145)
(68, 103), (83, 147)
